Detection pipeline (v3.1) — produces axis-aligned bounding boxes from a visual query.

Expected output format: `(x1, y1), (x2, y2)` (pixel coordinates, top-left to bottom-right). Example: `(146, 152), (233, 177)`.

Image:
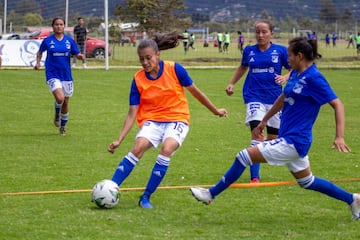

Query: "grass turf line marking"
(1, 178), (359, 196)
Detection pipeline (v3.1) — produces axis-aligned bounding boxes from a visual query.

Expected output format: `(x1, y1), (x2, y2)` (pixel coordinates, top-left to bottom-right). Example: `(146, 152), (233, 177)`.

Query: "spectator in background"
(311, 31), (318, 41)
(131, 35), (137, 47)
(188, 33), (196, 50)
(223, 32), (230, 54)
(182, 29), (189, 54)
(217, 32), (223, 53)
(325, 34), (330, 47)
(332, 32), (337, 47)
(72, 17), (87, 68)
(356, 32), (360, 57)
(347, 33), (355, 48)
(238, 31), (245, 54)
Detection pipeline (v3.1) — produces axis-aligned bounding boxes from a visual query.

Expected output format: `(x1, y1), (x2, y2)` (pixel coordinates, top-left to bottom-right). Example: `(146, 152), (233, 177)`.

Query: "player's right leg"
(47, 78), (64, 128)
(291, 165), (358, 220)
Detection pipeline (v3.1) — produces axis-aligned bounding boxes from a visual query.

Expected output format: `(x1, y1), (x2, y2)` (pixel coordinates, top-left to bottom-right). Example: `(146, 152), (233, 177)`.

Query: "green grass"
(0, 69), (359, 239)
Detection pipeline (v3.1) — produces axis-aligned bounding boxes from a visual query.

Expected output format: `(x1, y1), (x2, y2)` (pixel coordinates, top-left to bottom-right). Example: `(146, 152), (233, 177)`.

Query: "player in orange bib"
(107, 32), (228, 208)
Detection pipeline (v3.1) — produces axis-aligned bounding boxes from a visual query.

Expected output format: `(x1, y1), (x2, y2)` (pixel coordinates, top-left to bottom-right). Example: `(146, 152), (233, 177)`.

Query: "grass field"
(0, 68), (359, 239)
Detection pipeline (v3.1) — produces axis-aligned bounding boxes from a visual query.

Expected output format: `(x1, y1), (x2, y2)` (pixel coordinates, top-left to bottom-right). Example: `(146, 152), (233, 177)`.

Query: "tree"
(319, 0), (338, 24)
(114, 0), (191, 35)
(24, 13), (43, 26)
(15, 0), (40, 16)
(339, 7), (355, 30)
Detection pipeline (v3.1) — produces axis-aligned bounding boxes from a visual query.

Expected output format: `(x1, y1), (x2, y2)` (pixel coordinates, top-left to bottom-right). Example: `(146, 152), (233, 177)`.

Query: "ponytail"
(138, 32), (186, 52)
(289, 37), (321, 61)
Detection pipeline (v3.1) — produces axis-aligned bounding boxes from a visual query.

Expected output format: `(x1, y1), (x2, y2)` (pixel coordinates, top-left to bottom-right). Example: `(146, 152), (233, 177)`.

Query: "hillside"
(4, 0), (360, 21)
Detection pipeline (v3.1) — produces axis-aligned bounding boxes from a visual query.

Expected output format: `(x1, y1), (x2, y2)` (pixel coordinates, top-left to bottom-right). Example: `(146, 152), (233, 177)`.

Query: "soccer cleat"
(71, 63), (76, 68)
(59, 126), (66, 136)
(82, 63), (87, 69)
(350, 193), (360, 220)
(190, 187), (213, 205)
(138, 195), (153, 209)
(250, 178), (260, 183)
(54, 112), (60, 127)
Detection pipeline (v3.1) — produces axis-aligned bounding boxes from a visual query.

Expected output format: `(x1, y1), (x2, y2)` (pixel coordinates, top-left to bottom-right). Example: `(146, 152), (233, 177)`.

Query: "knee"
(236, 149), (252, 167)
(296, 174), (314, 189)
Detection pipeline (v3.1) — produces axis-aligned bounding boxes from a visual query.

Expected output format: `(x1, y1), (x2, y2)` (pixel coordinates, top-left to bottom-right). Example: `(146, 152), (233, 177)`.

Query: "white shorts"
(136, 121), (189, 148)
(46, 78), (73, 97)
(257, 138), (310, 173)
(245, 102), (281, 129)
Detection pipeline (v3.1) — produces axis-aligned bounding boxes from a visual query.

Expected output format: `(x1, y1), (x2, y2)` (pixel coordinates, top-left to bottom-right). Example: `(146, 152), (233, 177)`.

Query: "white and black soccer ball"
(91, 179), (120, 209)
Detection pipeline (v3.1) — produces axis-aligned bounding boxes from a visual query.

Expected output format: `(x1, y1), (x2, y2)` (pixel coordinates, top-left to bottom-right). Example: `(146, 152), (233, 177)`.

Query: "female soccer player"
(35, 17), (84, 135)
(225, 20), (291, 183)
(107, 32), (228, 208)
(191, 37), (360, 220)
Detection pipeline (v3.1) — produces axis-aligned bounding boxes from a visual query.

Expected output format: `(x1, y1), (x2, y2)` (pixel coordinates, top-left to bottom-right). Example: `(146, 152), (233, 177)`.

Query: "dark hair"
(138, 32), (186, 52)
(78, 17), (83, 21)
(255, 19), (275, 32)
(288, 37), (322, 61)
(51, 17), (65, 26)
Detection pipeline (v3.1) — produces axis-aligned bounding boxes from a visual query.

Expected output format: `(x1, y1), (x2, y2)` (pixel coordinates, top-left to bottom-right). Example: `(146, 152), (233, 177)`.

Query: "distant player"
(237, 31), (245, 54)
(35, 17), (84, 135)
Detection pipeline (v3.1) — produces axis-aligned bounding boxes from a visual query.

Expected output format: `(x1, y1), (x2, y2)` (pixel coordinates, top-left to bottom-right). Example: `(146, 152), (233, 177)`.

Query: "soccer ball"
(91, 179), (120, 208)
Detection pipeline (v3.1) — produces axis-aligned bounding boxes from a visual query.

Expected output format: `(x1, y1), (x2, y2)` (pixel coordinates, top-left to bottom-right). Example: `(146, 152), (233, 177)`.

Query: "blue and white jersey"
(39, 34), (80, 81)
(279, 64), (337, 157)
(241, 43), (290, 104)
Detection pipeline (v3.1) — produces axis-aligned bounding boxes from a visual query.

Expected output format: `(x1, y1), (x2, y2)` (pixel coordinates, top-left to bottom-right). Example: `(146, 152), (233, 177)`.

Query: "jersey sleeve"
(281, 46), (291, 70)
(174, 63), (193, 87)
(70, 38), (80, 55)
(129, 79), (140, 106)
(310, 72), (337, 105)
(38, 38), (47, 53)
(241, 46), (250, 66)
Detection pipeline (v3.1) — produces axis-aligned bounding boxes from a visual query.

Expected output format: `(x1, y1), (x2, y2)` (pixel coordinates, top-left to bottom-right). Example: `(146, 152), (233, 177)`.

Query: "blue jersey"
(241, 43), (290, 104)
(129, 61), (193, 105)
(38, 34), (80, 81)
(279, 64), (337, 157)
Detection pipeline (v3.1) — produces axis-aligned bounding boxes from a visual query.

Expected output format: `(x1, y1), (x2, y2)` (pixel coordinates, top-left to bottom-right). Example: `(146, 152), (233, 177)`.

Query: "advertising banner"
(0, 40), (46, 67)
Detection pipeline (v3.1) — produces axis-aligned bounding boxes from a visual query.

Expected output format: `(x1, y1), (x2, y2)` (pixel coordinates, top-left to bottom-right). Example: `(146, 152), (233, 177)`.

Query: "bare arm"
(186, 83), (228, 117)
(275, 69), (292, 85)
(75, 53), (85, 60)
(107, 105), (138, 154)
(225, 65), (248, 96)
(328, 98), (351, 152)
(34, 52), (43, 70)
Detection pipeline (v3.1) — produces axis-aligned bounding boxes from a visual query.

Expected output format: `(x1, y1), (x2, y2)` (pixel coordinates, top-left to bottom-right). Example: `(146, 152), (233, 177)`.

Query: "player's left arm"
(186, 84), (227, 117)
(328, 98), (351, 152)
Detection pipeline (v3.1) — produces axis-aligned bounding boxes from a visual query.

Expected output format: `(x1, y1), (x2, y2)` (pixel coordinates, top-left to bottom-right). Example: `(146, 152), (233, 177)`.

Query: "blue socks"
(112, 153), (170, 200)
(209, 150), (250, 197)
(112, 152), (138, 185)
(298, 174), (353, 205)
(54, 101), (62, 114)
(143, 155), (170, 197)
(250, 140), (261, 180)
(60, 112), (68, 127)
(250, 164), (260, 180)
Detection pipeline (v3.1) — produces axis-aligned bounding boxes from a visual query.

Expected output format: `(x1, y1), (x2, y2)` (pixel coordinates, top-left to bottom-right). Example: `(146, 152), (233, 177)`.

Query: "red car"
(29, 27), (110, 59)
